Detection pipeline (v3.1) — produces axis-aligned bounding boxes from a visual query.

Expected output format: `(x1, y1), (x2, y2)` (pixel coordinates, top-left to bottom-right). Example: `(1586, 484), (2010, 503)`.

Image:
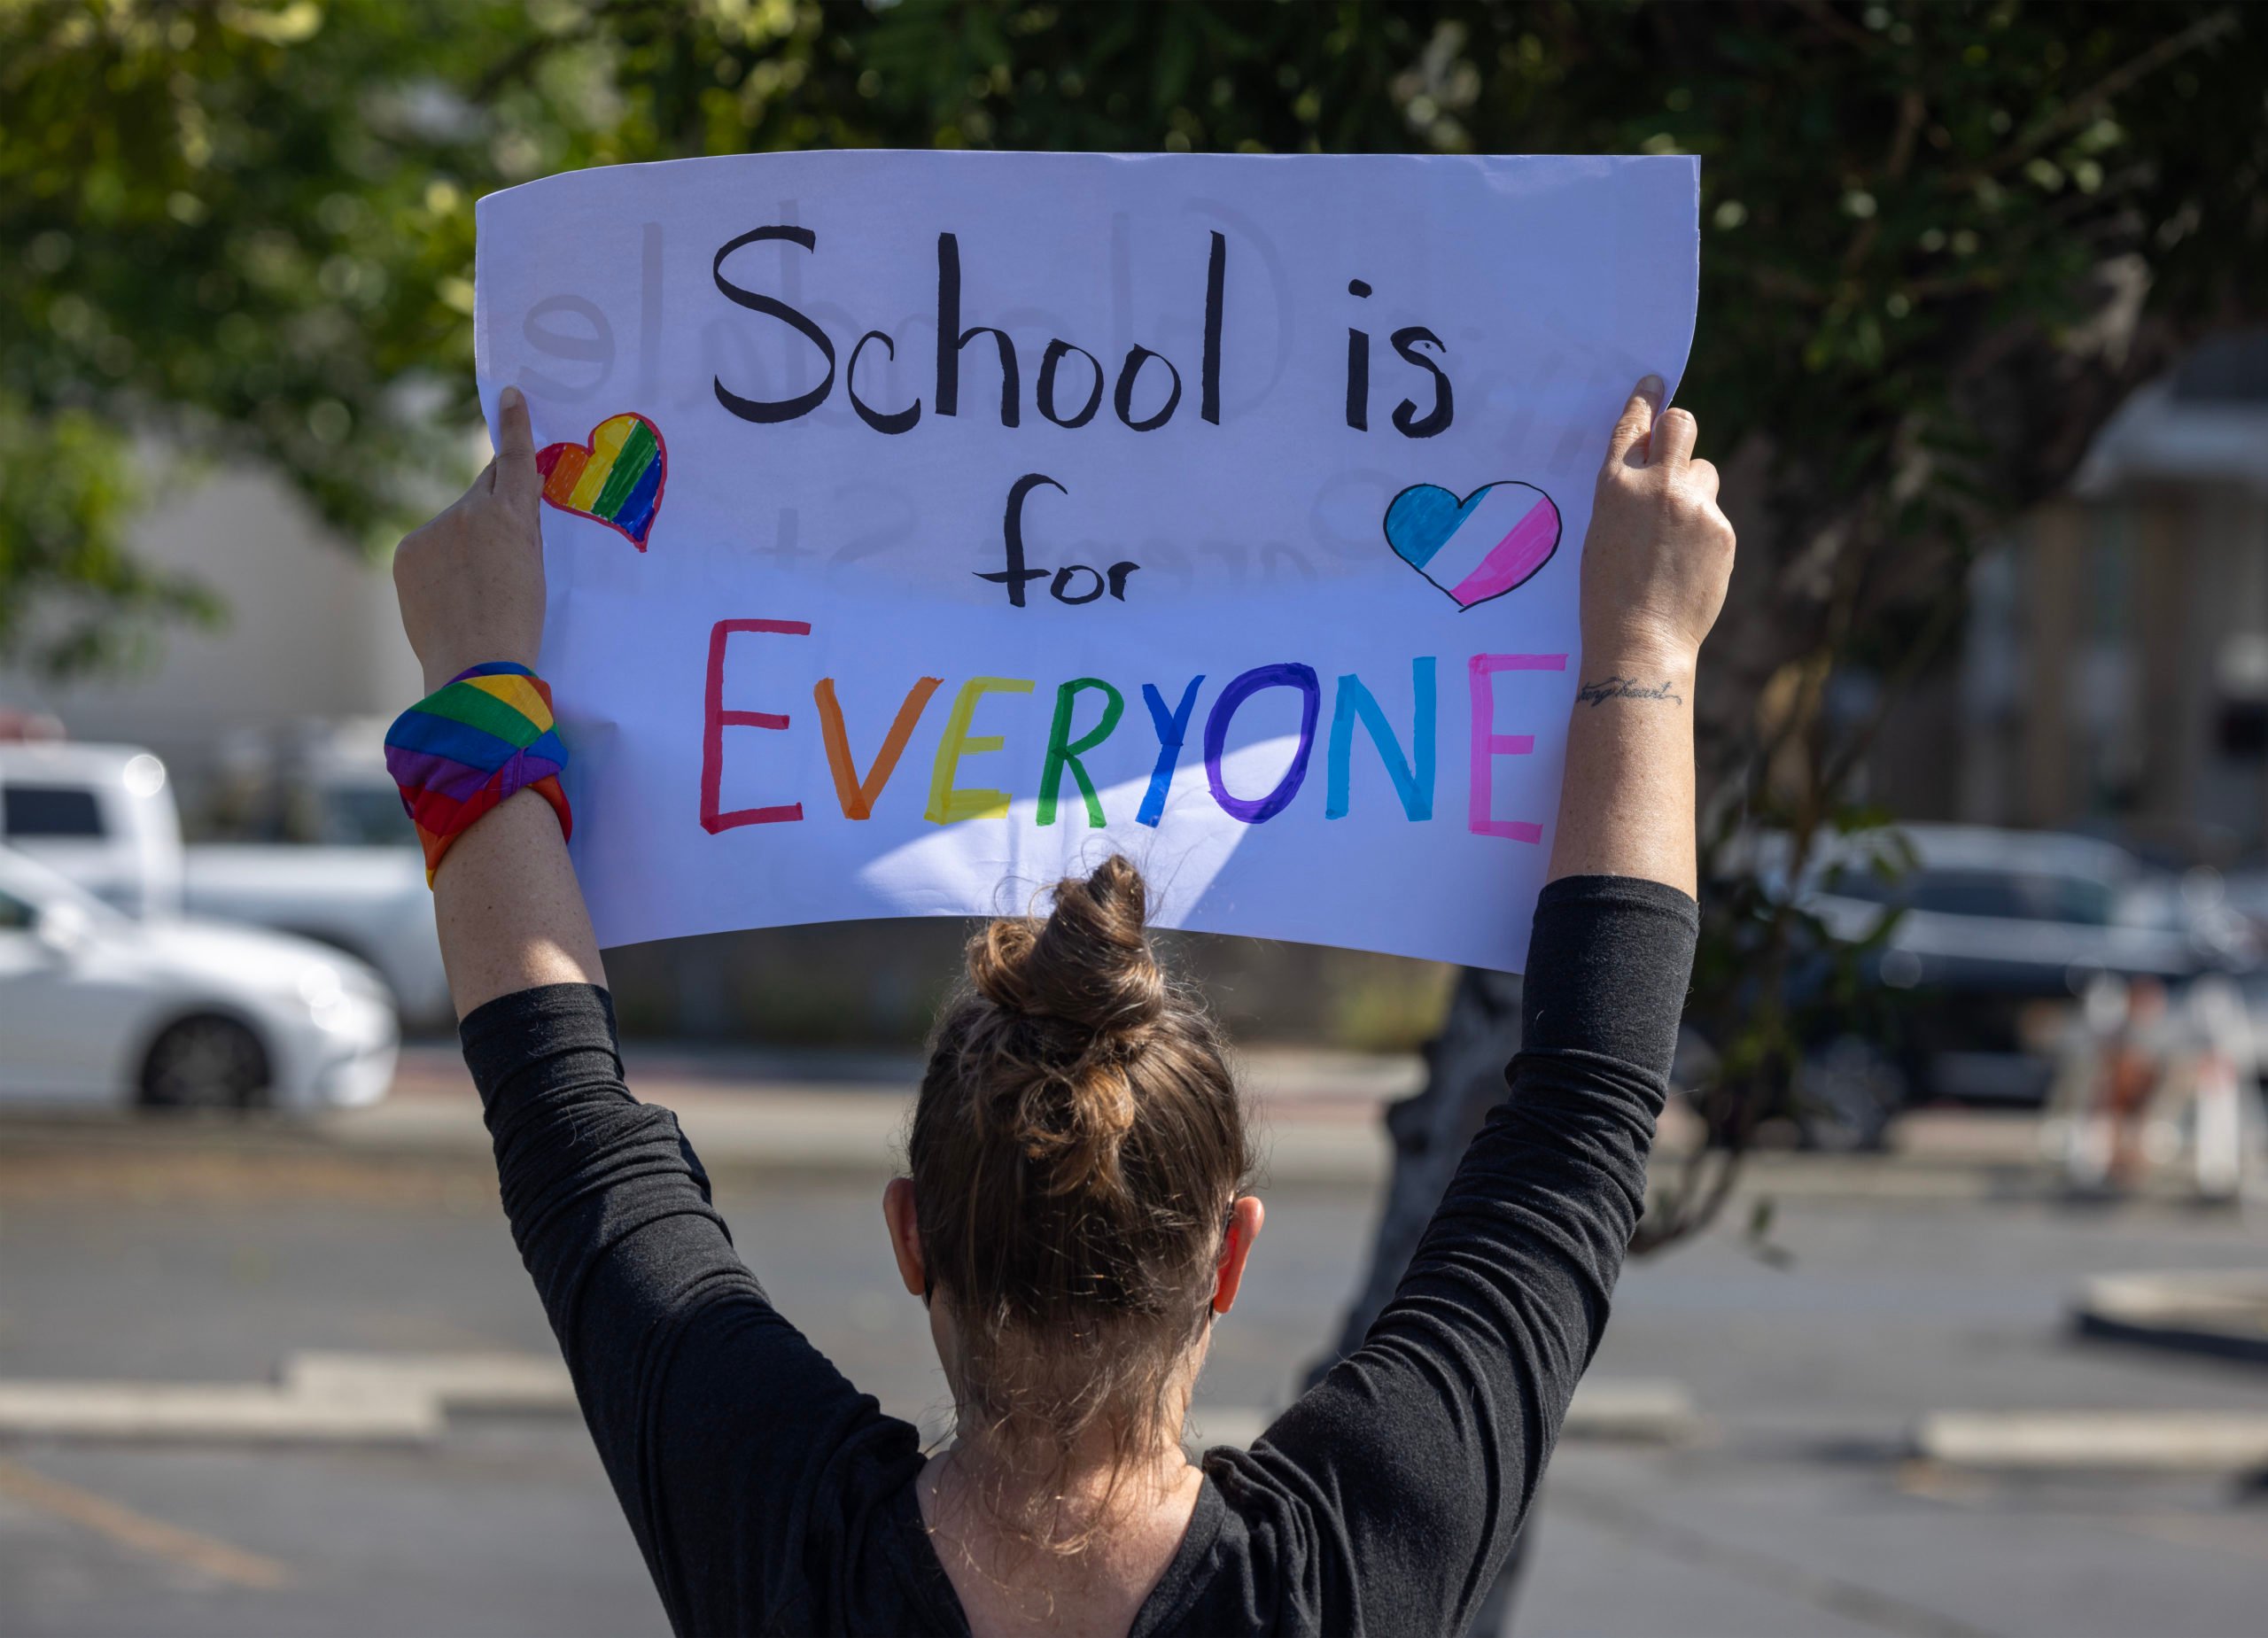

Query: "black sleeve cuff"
(1520, 874), (1698, 1081)
(459, 982), (622, 1109)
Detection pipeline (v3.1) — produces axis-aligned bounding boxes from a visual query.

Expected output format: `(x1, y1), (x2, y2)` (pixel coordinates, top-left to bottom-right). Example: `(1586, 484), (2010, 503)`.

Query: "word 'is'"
(701, 619), (1564, 840)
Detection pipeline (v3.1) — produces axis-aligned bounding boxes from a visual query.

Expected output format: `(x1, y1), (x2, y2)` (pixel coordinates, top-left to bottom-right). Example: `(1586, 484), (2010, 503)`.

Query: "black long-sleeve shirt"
(462, 874), (1697, 1637)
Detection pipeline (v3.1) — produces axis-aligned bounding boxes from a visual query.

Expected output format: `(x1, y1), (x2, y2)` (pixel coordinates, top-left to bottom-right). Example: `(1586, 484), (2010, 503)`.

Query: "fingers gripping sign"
(393, 385), (550, 694)
(1647, 402), (1698, 470)
(491, 384), (543, 510)
(1606, 374), (1664, 470)
(1550, 373), (1728, 896)
(1581, 375), (1737, 668)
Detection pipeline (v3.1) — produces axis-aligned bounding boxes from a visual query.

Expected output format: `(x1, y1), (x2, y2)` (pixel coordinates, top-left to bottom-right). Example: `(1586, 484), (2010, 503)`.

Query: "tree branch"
(472, 0), (648, 104)
(1843, 85), (1926, 273)
(1950, 6), (2239, 190)
(1774, 0), (1882, 57)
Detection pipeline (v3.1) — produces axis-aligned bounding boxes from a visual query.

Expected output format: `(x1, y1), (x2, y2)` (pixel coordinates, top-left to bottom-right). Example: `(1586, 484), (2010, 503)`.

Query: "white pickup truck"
(0, 741), (452, 1029)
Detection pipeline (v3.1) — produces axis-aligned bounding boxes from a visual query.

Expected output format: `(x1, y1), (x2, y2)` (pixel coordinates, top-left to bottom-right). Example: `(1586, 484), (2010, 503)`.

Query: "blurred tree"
(6, 0), (2264, 1233)
(2, 0), (509, 670)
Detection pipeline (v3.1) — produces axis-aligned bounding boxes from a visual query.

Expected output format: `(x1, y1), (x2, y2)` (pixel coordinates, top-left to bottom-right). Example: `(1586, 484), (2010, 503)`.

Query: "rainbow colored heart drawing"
(535, 412), (667, 549)
(1382, 481), (1561, 610)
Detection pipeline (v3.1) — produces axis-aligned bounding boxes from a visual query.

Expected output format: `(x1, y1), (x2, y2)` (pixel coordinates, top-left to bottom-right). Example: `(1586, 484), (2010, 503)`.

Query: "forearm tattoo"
(1577, 676), (1685, 708)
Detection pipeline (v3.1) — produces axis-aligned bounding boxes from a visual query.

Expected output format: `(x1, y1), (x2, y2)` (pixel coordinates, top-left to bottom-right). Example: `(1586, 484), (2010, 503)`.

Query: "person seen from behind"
(389, 373), (1735, 1635)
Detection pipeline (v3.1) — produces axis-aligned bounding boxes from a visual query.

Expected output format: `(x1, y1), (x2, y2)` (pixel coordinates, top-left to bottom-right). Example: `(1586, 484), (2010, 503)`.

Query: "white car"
(0, 848), (398, 1112)
(2, 738), (451, 1029)
(184, 844), (453, 1028)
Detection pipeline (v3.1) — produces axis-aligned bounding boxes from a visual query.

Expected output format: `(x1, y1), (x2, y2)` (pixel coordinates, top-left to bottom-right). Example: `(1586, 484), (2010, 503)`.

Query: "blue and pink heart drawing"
(1382, 481), (1561, 610)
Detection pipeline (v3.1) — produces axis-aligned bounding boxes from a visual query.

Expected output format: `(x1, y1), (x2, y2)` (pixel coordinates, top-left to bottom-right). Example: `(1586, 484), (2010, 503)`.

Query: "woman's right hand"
(1543, 377), (1736, 897)
(1578, 377), (1736, 676)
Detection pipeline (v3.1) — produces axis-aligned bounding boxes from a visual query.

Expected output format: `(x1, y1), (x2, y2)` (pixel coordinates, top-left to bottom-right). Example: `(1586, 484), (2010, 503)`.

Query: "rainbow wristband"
(384, 662), (572, 885)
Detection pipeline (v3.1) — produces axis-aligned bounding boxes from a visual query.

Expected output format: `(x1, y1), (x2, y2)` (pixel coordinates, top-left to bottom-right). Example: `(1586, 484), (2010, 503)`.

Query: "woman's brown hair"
(908, 854), (1253, 1545)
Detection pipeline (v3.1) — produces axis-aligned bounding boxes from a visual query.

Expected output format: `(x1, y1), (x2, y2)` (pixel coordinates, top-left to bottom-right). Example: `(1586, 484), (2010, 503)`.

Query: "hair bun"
(910, 857), (1252, 1511)
(969, 855), (1167, 1046)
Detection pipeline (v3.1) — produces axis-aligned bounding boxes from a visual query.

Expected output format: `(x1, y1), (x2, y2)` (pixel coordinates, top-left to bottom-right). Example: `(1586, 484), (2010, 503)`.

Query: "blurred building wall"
(1953, 332), (2268, 865)
(0, 462), (423, 801)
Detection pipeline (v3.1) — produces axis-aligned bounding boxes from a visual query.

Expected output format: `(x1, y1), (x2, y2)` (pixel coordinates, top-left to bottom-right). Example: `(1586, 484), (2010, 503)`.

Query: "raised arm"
(390, 392), (898, 1635)
(391, 385), (605, 1015)
(1547, 374), (1733, 893)
(1236, 379), (1731, 1636)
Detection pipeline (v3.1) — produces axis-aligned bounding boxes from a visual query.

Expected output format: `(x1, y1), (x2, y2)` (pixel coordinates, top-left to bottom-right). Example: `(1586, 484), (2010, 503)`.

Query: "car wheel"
(140, 1016), (271, 1112)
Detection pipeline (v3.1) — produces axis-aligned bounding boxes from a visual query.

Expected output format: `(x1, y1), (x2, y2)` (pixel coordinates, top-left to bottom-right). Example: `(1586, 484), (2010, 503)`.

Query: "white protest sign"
(473, 151), (1696, 971)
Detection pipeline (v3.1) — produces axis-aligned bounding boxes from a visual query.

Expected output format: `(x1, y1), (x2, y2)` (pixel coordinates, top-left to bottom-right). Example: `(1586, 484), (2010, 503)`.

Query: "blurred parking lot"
(7, 751), (2268, 1636)
(4, 1055), (2266, 1638)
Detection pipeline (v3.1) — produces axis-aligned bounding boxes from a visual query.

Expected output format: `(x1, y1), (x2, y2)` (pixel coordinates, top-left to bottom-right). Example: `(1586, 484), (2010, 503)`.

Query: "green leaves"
(2, 0), (529, 672)
(0, 393), (217, 676)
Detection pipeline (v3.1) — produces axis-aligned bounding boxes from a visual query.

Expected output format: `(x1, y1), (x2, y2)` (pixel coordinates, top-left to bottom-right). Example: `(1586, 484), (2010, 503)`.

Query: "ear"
(1210, 1195), (1265, 1316)
(882, 1177), (927, 1298)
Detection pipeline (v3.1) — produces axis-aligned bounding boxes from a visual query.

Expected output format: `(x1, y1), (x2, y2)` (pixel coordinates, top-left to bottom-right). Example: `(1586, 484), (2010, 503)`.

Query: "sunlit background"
(4, 4), (2266, 1634)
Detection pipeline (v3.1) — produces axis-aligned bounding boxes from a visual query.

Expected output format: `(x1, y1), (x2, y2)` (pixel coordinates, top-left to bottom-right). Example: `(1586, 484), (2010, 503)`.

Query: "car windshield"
(0, 849), (130, 927)
(3, 782), (105, 838)
(1821, 865), (2119, 927)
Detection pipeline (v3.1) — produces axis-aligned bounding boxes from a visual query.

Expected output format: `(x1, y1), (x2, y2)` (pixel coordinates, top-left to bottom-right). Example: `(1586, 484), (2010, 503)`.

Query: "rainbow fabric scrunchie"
(384, 663), (572, 885)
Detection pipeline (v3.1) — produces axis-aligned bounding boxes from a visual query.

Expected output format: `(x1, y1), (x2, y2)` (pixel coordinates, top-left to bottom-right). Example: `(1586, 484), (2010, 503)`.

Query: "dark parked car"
(1728, 827), (2258, 1147)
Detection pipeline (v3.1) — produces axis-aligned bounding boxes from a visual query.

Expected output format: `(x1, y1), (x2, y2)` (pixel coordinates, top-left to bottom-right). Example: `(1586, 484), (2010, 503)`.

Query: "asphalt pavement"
(3, 1071), (2265, 1637)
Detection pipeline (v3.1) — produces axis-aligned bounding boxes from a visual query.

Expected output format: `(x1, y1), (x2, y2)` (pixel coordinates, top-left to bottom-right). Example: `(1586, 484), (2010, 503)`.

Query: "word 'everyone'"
(698, 618), (1566, 840)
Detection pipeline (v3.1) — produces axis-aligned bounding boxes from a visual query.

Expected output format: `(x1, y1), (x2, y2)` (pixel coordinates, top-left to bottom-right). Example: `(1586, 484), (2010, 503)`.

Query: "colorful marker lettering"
(1037, 678), (1125, 827)
(1204, 664), (1321, 824)
(1137, 678), (1204, 828)
(701, 618), (812, 833)
(1467, 653), (1566, 841)
(925, 677), (1037, 824)
(1326, 657), (1436, 820)
(814, 675), (942, 819)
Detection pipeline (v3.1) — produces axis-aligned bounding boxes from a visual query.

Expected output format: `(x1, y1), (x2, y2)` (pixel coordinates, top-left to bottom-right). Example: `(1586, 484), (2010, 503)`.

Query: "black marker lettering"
(846, 330), (920, 434)
(1037, 339), (1105, 429)
(1115, 345), (1182, 432)
(711, 226), (835, 424)
(1200, 230), (1225, 425)
(936, 232), (1020, 426)
(1052, 564), (1106, 604)
(1345, 279), (1371, 431)
(979, 472), (1060, 607)
(1390, 325), (1453, 439)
